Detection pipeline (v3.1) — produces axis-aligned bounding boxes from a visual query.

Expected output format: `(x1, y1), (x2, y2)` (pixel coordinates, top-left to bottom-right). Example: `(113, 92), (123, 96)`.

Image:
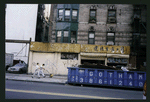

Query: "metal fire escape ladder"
(141, 22), (147, 30)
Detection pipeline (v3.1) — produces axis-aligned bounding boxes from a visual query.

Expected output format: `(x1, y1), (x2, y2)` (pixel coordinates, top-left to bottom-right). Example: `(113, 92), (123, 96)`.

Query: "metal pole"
(15, 44), (27, 56)
(27, 38), (32, 74)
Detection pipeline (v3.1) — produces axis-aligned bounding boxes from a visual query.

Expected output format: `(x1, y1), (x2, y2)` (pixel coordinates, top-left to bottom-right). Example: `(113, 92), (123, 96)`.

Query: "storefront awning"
(107, 54), (129, 58)
(80, 53), (107, 57)
(80, 53), (106, 60)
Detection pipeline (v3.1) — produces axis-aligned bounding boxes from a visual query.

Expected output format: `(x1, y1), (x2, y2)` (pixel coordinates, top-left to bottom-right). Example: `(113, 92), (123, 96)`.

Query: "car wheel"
(19, 69), (23, 74)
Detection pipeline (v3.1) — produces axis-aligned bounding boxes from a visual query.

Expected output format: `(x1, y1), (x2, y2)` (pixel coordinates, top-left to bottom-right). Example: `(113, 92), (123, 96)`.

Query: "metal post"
(27, 38), (32, 74)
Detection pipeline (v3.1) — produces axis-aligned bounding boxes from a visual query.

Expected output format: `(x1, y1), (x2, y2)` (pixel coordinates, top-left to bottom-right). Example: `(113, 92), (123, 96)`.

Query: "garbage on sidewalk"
(121, 66), (129, 71)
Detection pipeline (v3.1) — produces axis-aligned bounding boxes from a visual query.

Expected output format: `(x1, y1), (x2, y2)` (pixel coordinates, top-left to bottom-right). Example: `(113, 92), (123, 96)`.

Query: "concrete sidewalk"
(5, 73), (68, 85)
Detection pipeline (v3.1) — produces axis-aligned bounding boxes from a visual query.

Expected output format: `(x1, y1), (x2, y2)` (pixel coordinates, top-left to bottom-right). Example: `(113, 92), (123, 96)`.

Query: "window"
(107, 33), (115, 45)
(63, 31), (69, 43)
(71, 31), (76, 43)
(134, 10), (141, 19)
(107, 10), (116, 23)
(134, 6), (141, 19)
(88, 32), (95, 44)
(108, 11), (116, 17)
(65, 10), (70, 21)
(72, 10), (78, 21)
(58, 9), (63, 20)
(57, 31), (62, 43)
(89, 10), (96, 23)
(107, 5), (116, 23)
(61, 53), (78, 60)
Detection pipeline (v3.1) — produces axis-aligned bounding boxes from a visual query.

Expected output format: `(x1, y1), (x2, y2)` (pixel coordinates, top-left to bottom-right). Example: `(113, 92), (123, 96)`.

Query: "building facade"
(50, 4), (79, 43)
(35, 4), (51, 42)
(28, 42), (130, 75)
(49, 4), (147, 69)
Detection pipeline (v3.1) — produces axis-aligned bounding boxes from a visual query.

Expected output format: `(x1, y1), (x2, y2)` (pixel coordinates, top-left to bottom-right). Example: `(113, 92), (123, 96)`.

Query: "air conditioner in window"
(71, 39), (76, 44)
(108, 17), (116, 23)
(57, 18), (62, 21)
(107, 42), (114, 45)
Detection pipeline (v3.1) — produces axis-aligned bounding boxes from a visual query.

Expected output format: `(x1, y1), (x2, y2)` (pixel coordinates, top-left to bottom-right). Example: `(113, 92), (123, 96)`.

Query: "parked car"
(143, 80), (147, 100)
(7, 61), (28, 73)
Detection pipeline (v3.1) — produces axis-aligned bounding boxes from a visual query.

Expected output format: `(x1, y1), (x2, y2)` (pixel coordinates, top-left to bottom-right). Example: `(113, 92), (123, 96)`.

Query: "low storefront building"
(28, 42), (130, 75)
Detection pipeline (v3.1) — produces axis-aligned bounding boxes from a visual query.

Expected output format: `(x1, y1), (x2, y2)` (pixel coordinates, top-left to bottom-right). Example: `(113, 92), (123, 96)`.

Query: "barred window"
(57, 31), (62, 43)
(89, 10), (96, 23)
(63, 31), (69, 43)
(58, 9), (63, 19)
(88, 32), (95, 44)
(65, 10), (70, 21)
(72, 10), (77, 21)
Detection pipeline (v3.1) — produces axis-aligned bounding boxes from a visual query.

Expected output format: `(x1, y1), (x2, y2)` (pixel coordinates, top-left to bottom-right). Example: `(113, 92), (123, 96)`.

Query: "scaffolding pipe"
(15, 44), (27, 57)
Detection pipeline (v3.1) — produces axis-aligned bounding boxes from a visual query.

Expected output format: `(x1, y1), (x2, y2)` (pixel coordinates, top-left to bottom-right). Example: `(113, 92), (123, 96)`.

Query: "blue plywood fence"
(67, 67), (146, 89)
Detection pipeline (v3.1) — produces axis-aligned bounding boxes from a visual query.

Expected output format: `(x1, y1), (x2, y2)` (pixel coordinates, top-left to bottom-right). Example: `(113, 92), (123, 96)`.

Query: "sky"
(5, 4), (38, 63)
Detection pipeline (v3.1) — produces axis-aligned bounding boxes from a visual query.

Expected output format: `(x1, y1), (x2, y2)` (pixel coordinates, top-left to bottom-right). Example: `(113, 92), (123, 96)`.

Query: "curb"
(5, 78), (68, 85)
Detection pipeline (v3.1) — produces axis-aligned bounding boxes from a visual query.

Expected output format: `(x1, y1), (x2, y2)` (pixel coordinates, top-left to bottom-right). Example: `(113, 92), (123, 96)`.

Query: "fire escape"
(35, 4), (46, 42)
(131, 5), (147, 69)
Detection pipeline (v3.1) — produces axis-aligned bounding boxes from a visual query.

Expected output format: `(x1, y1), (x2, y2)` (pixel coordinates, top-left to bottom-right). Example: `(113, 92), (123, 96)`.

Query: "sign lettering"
(119, 81), (122, 86)
(72, 76), (75, 81)
(110, 80), (112, 85)
(119, 73), (123, 79)
(80, 78), (83, 83)
(99, 79), (103, 84)
(139, 75), (143, 80)
(89, 78), (93, 83)
(99, 72), (103, 77)
(94, 46), (98, 51)
(76, 76), (78, 82)
(89, 72), (93, 76)
(129, 74), (132, 79)
(129, 81), (133, 86)
(109, 73), (113, 78)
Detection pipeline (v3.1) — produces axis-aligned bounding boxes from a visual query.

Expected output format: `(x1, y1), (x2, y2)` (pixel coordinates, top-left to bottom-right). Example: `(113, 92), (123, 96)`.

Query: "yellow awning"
(107, 54), (129, 58)
(81, 56), (105, 60)
(80, 53), (107, 57)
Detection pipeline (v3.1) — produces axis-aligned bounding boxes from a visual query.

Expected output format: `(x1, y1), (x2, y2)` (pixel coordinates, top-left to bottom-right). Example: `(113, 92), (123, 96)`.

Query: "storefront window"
(61, 53), (78, 60)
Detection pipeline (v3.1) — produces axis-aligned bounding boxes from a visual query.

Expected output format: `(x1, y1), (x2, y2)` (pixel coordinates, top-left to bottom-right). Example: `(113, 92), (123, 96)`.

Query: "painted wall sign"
(30, 42), (130, 54)
(68, 67), (146, 89)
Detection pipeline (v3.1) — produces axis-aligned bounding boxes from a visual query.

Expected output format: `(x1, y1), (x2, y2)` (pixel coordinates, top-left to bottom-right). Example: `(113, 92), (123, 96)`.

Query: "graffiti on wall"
(62, 59), (78, 68)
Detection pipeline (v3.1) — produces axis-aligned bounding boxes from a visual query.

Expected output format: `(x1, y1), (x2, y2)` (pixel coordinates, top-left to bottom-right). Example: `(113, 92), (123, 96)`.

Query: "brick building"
(45, 4), (147, 69)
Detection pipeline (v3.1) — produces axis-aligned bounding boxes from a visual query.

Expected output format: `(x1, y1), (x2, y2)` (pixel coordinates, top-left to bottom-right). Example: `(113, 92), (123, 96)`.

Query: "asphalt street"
(5, 80), (143, 99)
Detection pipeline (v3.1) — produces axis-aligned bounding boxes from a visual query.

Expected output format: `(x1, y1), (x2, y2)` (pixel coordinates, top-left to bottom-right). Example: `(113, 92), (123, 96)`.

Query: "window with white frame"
(89, 10), (96, 23)
(57, 31), (62, 43)
(72, 10), (78, 21)
(107, 33), (115, 45)
(63, 31), (69, 43)
(88, 32), (95, 44)
(89, 5), (96, 23)
(65, 10), (70, 21)
(58, 9), (63, 20)
(107, 5), (116, 23)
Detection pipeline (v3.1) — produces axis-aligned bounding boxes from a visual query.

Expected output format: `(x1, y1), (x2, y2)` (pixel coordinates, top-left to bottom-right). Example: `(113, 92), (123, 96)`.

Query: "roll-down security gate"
(67, 67), (146, 89)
